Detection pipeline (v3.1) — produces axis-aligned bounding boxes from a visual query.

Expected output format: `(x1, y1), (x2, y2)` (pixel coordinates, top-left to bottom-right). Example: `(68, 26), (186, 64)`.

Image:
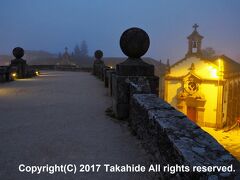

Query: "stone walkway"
(202, 127), (240, 160)
(0, 71), (151, 180)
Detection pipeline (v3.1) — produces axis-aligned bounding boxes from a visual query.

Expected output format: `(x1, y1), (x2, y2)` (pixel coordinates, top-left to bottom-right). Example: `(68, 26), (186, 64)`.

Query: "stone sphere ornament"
(120, 27), (150, 58)
(94, 50), (103, 60)
(13, 47), (24, 59)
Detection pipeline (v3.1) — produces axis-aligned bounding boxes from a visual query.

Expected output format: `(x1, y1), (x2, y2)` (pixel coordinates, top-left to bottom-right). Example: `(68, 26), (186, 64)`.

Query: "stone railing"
(30, 65), (92, 72)
(129, 92), (240, 179)
(0, 66), (9, 82)
(0, 47), (94, 83)
(0, 47), (38, 83)
(93, 27), (240, 179)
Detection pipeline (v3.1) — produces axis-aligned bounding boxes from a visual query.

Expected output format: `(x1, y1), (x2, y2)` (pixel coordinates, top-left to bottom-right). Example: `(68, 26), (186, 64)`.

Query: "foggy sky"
(0, 0), (240, 63)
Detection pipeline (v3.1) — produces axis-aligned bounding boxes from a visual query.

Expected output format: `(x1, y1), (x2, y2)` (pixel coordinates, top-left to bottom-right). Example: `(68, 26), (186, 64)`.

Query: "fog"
(0, 0), (240, 63)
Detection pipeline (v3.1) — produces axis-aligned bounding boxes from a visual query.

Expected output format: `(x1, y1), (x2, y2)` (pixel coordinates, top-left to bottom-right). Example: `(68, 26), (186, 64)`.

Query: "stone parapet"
(103, 66), (111, 86)
(112, 75), (158, 119)
(107, 69), (116, 96)
(130, 94), (240, 179)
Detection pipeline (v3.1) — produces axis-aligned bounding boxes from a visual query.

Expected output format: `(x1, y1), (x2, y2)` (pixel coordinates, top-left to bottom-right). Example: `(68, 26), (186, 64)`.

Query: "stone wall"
(92, 61), (240, 179)
(111, 75), (158, 119)
(29, 65), (92, 72)
(130, 92), (240, 179)
(92, 27), (240, 179)
(0, 67), (8, 82)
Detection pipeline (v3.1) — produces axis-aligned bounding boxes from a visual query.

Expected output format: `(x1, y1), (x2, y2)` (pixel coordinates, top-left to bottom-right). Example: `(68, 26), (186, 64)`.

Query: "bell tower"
(186, 24), (204, 58)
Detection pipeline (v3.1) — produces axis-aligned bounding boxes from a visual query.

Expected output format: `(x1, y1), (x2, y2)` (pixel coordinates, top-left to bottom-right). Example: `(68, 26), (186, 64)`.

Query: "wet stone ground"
(0, 71), (152, 180)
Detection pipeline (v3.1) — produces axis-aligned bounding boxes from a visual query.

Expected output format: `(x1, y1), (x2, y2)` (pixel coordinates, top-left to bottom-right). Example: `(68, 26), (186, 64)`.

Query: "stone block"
(112, 74), (159, 119)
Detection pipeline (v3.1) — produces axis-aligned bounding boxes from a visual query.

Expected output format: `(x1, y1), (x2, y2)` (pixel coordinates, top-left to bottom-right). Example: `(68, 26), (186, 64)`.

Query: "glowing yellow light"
(35, 71), (39, 76)
(12, 73), (17, 77)
(208, 66), (218, 78)
(110, 66), (113, 69)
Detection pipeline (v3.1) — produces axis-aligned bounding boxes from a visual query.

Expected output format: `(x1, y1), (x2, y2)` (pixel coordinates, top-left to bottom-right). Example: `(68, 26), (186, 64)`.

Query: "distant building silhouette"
(57, 47), (76, 66)
(80, 40), (88, 57)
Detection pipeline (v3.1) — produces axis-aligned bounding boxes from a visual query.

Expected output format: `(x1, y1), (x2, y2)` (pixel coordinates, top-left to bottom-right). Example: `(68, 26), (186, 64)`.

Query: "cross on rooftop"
(193, 23), (199, 31)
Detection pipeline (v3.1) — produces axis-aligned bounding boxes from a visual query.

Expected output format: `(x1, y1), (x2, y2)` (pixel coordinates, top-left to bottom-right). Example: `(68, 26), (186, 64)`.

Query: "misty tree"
(58, 52), (62, 59)
(80, 40), (88, 57)
(74, 44), (81, 57)
(202, 47), (216, 59)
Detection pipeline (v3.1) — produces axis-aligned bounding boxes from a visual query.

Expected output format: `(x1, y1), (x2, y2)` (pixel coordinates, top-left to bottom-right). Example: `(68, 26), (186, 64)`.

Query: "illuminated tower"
(185, 24), (204, 58)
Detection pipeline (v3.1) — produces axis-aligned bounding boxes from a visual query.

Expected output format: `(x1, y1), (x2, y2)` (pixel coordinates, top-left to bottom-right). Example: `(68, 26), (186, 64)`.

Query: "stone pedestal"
(112, 74), (159, 119)
(93, 50), (105, 79)
(112, 28), (159, 119)
(107, 69), (116, 96)
(103, 66), (111, 87)
(10, 47), (28, 79)
(0, 68), (7, 82)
